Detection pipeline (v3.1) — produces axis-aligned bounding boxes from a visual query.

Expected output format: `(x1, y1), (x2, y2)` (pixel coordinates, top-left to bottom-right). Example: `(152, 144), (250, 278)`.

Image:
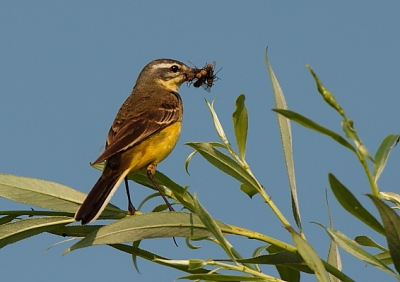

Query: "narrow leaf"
(325, 189), (342, 282)
(185, 236), (203, 250)
(327, 240), (341, 282)
(64, 212), (231, 254)
(0, 215), (17, 225)
(128, 170), (195, 212)
(232, 94), (248, 160)
(185, 150), (197, 175)
(49, 225), (102, 237)
(368, 195), (400, 274)
(137, 192), (163, 211)
(185, 142), (260, 194)
(354, 235), (388, 252)
(379, 191), (400, 209)
(306, 65), (344, 116)
(375, 251), (393, 265)
(0, 174), (85, 213)
(193, 193), (236, 262)
(316, 223), (397, 277)
(266, 50), (302, 233)
(276, 266), (300, 282)
(233, 252), (312, 274)
(0, 174), (122, 215)
(341, 120), (373, 162)
(240, 184), (258, 199)
(110, 243), (210, 274)
(187, 259), (208, 270)
(206, 99), (230, 146)
(373, 134), (400, 183)
(131, 240), (141, 274)
(289, 227), (329, 282)
(329, 173), (384, 234)
(266, 245), (301, 281)
(0, 216), (74, 249)
(272, 109), (356, 153)
(185, 142), (227, 175)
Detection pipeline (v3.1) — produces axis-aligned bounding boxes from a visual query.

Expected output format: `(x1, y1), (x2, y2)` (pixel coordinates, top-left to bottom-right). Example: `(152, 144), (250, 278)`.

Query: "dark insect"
(189, 61), (220, 92)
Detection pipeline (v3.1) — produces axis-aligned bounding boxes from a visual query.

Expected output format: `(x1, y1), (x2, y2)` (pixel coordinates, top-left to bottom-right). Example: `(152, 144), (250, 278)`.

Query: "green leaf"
(193, 193), (236, 262)
(49, 225), (102, 237)
(341, 120), (373, 162)
(0, 215), (17, 225)
(0, 173), (122, 216)
(379, 191), (400, 209)
(0, 174), (84, 213)
(272, 109), (356, 153)
(375, 251), (393, 265)
(234, 252), (312, 274)
(232, 94), (248, 160)
(276, 266), (300, 282)
(0, 210), (71, 218)
(185, 236), (204, 250)
(315, 223), (397, 277)
(240, 184), (258, 199)
(325, 189), (342, 282)
(266, 245), (301, 281)
(354, 235), (388, 252)
(289, 227), (329, 282)
(185, 142), (227, 175)
(184, 150), (197, 175)
(327, 239), (341, 282)
(373, 134), (400, 183)
(0, 216), (74, 249)
(253, 245), (270, 257)
(368, 195), (400, 274)
(185, 142), (228, 174)
(185, 142), (260, 194)
(266, 50), (302, 233)
(329, 173), (384, 234)
(64, 212), (231, 254)
(128, 170), (195, 212)
(306, 65), (344, 116)
(137, 192), (162, 211)
(188, 259), (209, 271)
(205, 99), (230, 146)
(131, 240), (142, 274)
(110, 243), (210, 274)
(95, 163), (192, 211)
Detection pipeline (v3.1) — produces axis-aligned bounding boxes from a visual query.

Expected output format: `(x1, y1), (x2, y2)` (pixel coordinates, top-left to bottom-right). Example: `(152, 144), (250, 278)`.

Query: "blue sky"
(1, 2), (400, 281)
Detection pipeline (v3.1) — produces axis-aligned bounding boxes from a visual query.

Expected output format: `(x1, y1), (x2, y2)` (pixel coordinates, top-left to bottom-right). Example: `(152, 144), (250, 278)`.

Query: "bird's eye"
(170, 65), (179, 72)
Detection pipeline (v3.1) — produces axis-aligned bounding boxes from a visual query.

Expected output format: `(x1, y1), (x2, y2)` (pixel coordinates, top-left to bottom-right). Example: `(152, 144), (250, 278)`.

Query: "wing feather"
(92, 106), (180, 165)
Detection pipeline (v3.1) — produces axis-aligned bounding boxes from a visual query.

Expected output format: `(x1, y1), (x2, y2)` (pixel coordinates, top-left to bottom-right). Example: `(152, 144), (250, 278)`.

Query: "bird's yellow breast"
(121, 121), (182, 173)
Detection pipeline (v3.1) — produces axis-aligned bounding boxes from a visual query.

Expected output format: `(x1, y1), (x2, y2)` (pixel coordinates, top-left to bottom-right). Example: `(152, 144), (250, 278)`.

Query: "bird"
(75, 58), (195, 224)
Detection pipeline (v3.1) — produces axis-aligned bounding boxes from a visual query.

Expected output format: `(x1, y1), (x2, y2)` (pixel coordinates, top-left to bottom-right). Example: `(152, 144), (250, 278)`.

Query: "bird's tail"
(75, 163), (129, 224)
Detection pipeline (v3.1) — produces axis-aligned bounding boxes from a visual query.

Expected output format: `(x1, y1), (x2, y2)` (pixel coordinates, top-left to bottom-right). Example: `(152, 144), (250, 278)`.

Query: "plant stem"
(358, 152), (379, 196)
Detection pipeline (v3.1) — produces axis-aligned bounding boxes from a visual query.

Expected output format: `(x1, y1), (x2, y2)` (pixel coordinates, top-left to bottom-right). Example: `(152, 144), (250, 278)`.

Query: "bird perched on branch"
(75, 58), (198, 224)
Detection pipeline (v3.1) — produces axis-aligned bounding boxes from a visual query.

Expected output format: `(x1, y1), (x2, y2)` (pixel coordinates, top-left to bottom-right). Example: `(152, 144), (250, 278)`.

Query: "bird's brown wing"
(92, 105), (180, 165)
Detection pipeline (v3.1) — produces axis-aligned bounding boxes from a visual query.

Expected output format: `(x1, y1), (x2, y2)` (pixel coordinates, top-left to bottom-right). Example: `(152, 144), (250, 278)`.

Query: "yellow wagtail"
(75, 58), (197, 224)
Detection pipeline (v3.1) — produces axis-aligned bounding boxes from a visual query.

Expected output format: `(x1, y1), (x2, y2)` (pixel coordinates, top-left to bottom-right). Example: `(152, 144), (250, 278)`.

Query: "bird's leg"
(147, 163), (175, 212)
(147, 163), (178, 247)
(124, 177), (136, 215)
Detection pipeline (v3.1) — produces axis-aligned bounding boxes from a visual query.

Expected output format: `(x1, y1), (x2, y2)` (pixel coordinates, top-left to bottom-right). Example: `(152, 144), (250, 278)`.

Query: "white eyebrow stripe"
(151, 63), (176, 69)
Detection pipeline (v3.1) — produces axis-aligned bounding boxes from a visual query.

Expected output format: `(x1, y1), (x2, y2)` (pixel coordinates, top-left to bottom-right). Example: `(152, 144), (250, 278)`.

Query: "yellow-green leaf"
(232, 94), (248, 160)
(329, 173), (384, 234)
(0, 216), (74, 249)
(368, 195), (400, 274)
